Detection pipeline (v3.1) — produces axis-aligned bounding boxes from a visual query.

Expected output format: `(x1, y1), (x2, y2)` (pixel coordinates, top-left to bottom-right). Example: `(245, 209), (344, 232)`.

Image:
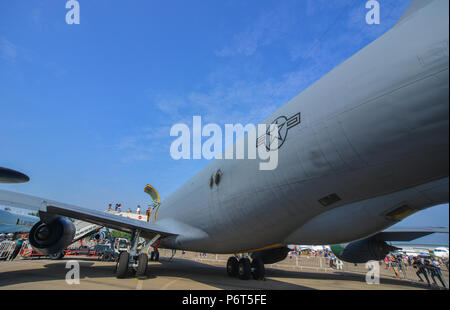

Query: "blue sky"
(0, 1), (448, 244)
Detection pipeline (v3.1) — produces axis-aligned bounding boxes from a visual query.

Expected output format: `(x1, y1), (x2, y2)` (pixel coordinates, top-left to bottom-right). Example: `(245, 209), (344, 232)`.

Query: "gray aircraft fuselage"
(156, 0), (449, 254)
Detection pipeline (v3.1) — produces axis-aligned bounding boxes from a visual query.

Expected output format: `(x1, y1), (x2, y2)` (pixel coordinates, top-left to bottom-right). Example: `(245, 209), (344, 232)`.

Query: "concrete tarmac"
(0, 257), (438, 290)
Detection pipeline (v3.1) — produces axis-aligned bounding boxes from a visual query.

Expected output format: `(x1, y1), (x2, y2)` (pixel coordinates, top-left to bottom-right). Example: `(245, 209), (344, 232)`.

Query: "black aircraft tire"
(50, 251), (65, 260)
(238, 258), (251, 280)
(103, 253), (111, 261)
(227, 257), (239, 277)
(136, 253), (148, 277)
(251, 257), (265, 280)
(116, 252), (130, 279)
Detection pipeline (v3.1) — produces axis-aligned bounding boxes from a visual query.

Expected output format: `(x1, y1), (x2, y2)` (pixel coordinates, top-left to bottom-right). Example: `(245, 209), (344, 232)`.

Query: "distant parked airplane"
(0, 209), (39, 234)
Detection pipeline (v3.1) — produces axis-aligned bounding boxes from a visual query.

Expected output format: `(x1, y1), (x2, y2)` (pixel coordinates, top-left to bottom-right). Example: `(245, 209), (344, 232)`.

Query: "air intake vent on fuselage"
(318, 193), (341, 207)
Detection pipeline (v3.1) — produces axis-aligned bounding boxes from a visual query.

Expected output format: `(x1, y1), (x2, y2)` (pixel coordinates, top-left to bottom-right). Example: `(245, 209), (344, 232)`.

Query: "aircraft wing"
(0, 225), (32, 234)
(0, 189), (176, 239)
(373, 226), (449, 242)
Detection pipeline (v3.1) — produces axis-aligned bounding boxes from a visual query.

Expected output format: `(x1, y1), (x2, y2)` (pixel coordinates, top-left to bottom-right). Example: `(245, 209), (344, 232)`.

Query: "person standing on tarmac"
(396, 255), (407, 279)
(427, 259), (447, 289)
(136, 205), (141, 215)
(384, 256), (390, 269)
(391, 255), (400, 279)
(9, 235), (25, 261)
(413, 257), (431, 287)
(146, 207), (152, 222)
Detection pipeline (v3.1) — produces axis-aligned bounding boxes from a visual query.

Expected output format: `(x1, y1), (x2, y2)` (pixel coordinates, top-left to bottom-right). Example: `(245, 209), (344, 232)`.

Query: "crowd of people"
(384, 254), (448, 288)
(286, 248), (448, 289)
(288, 249), (344, 270)
(107, 203), (156, 222)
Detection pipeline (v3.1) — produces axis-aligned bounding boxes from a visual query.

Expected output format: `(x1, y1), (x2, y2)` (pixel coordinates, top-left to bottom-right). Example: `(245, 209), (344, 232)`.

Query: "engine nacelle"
(330, 237), (397, 264)
(251, 246), (290, 264)
(29, 217), (75, 255)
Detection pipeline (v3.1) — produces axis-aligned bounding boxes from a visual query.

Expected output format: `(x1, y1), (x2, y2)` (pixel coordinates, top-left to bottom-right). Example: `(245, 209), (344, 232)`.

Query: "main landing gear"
(227, 255), (265, 280)
(116, 229), (151, 279)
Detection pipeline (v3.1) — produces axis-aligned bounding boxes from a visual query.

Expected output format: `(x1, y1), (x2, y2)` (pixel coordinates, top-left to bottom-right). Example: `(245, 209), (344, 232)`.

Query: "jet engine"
(330, 237), (397, 264)
(251, 246), (290, 264)
(29, 217), (75, 255)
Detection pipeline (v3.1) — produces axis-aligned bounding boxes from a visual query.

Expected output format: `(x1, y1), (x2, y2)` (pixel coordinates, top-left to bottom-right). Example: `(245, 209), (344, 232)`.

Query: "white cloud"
(215, 5), (295, 57)
(0, 37), (17, 63)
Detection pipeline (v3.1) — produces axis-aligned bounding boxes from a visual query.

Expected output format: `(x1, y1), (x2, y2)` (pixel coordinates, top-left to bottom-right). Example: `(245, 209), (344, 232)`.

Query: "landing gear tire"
(116, 251), (130, 279)
(251, 257), (265, 280)
(102, 253), (111, 262)
(50, 251), (65, 260)
(136, 253), (148, 277)
(150, 249), (160, 261)
(238, 258), (251, 280)
(227, 257), (239, 277)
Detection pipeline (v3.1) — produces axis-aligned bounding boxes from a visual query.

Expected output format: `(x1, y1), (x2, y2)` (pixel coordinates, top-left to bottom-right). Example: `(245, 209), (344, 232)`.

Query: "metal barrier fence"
(19, 242), (102, 259)
(0, 241), (15, 261)
(17, 241), (45, 259)
(160, 250), (449, 288)
(1, 241), (103, 260)
(268, 255), (449, 284)
(1, 242), (448, 288)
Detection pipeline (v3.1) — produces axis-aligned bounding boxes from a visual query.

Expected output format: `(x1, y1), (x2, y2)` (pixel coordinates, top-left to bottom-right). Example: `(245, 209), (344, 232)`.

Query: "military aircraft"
(0, 168), (37, 234)
(0, 209), (39, 234)
(393, 245), (448, 258)
(0, 0), (448, 280)
(433, 247), (449, 259)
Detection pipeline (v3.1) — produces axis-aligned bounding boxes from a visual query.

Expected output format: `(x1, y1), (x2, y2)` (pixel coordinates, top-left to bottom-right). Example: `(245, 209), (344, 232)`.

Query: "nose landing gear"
(115, 230), (160, 279)
(136, 253), (149, 277)
(116, 251), (130, 278)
